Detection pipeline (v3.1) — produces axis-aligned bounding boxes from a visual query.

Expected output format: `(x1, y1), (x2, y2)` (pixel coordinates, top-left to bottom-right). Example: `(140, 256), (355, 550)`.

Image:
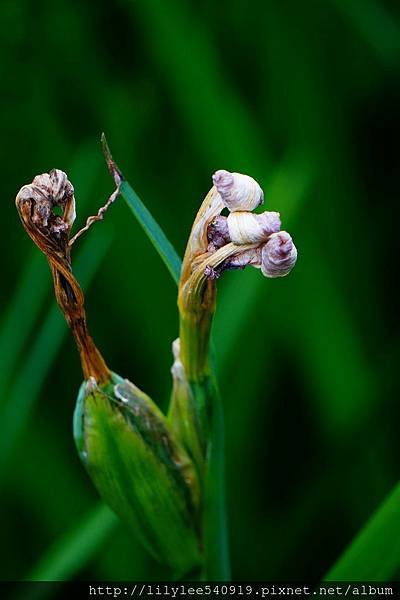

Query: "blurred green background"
(1, 0), (400, 584)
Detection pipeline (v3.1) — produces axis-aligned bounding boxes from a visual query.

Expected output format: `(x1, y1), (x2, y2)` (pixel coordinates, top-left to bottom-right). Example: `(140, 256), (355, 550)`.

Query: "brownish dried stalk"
(15, 169), (119, 383)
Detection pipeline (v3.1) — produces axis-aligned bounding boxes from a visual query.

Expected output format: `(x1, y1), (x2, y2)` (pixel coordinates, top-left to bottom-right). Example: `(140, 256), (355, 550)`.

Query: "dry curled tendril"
(15, 167), (121, 383)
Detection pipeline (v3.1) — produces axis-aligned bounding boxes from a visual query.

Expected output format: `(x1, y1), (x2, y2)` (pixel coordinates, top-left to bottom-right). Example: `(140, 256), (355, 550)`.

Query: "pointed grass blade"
(102, 134), (182, 284)
(27, 503), (117, 581)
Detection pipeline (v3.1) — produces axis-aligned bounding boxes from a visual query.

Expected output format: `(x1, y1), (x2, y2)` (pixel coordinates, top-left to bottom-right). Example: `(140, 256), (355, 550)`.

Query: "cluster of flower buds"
(205, 169), (297, 279)
(178, 168), (298, 382)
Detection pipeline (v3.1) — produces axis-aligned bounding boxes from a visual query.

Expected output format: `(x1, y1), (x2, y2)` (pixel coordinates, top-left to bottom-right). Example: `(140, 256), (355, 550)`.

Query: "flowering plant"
(15, 140), (296, 579)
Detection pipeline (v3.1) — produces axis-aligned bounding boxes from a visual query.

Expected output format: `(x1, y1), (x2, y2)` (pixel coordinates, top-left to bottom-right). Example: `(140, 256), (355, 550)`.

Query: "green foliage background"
(1, 0), (400, 583)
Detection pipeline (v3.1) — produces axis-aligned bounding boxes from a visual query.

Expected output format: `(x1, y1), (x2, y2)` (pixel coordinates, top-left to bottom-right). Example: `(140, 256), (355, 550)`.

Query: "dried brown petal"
(17, 169), (75, 235)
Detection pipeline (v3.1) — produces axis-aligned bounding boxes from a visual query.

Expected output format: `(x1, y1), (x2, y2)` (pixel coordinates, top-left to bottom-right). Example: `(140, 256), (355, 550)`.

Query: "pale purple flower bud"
(227, 211), (281, 245)
(212, 169), (264, 212)
(261, 231), (298, 278)
(212, 169), (234, 198)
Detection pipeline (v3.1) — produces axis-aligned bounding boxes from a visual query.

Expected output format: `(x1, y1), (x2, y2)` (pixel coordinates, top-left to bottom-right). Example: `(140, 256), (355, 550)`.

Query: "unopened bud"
(74, 374), (202, 575)
(261, 231), (298, 278)
(227, 211), (281, 244)
(212, 169), (264, 212)
(179, 168), (297, 381)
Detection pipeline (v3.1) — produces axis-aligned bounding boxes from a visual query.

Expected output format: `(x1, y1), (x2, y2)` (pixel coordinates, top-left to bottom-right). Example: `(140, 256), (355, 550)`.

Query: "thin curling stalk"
(15, 170), (111, 383)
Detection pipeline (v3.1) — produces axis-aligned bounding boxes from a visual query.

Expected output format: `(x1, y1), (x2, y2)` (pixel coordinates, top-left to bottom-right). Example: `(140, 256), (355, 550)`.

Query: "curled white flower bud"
(179, 167), (298, 380)
(227, 211), (281, 245)
(212, 169), (264, 212)
(261, 231), (297, 278)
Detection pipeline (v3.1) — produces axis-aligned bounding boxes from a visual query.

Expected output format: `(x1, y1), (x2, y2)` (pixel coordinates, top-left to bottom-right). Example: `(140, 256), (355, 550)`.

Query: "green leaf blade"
(102, 134), (182, 284)
(325, 482), (400, 581)
(27, 503), (117, 581)
(119, 179), (182, 284)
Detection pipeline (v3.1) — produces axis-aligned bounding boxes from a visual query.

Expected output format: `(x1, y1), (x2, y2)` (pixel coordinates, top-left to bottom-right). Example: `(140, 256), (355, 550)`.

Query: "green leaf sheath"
(168, 372), (206, 481)
(74, 375), (202, 576)
(178, 305), (214, 384)
(188, 375), (230, 580)
(169, 370), (230, 579)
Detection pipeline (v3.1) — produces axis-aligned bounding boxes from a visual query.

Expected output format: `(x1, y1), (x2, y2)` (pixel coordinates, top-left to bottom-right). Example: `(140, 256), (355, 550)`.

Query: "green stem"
(194, 376), (230, 580)
(179, 312), (212, 384)
(177, 276), (230, 579)
(176, 361), (230, 580)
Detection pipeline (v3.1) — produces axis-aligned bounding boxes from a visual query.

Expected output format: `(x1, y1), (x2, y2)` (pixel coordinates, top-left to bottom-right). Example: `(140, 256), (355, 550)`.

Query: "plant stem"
(175, 188), (232, 578)
(191, 376), (230, 580)
(48, 257), (110, 383)
(178, 306), (214, 384)
(178, 302), (230, 579)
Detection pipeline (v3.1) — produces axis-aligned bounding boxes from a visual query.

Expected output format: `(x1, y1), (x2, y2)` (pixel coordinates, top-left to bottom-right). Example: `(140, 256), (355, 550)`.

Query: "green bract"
(73, 374), (202, 576)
